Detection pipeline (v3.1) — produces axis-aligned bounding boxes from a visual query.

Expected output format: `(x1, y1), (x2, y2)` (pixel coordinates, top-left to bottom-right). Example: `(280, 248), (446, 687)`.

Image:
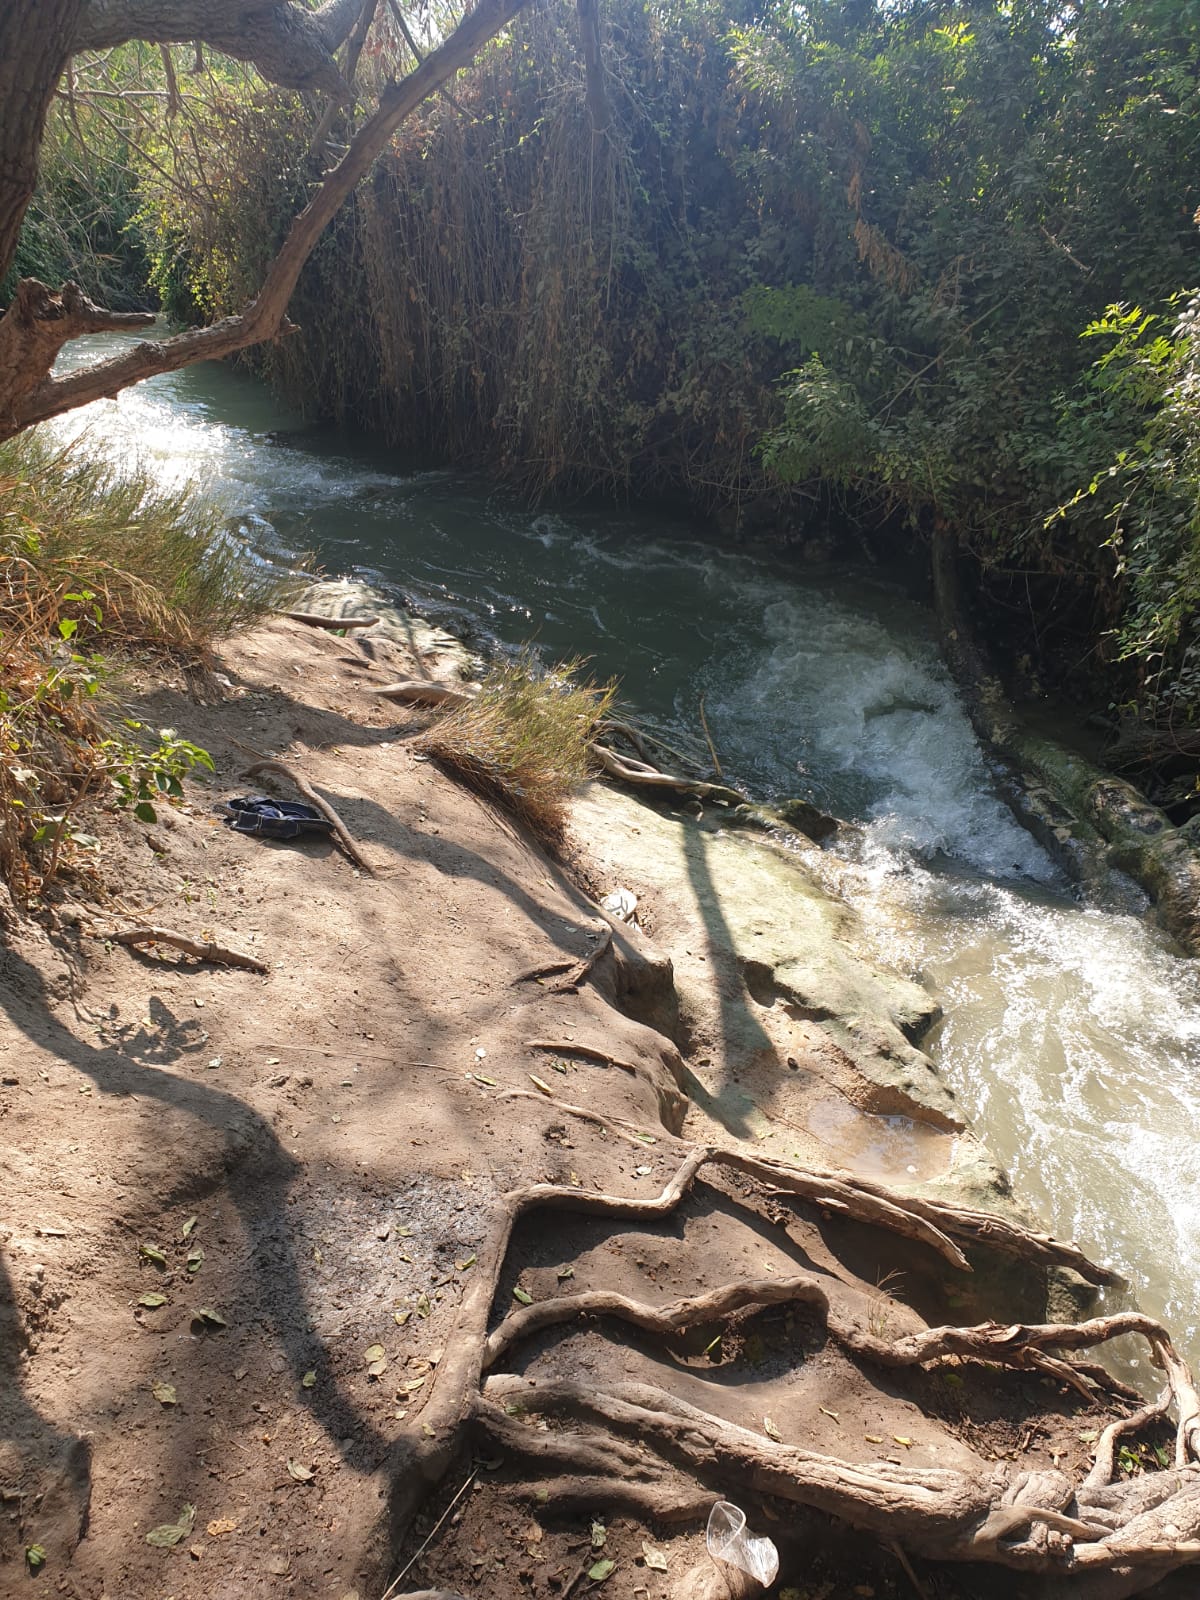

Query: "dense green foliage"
(15, 1), (1200, 732)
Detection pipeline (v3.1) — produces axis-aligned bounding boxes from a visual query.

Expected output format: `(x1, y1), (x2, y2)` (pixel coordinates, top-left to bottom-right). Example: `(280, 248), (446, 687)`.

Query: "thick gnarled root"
(381, 1136), (1200, 1599)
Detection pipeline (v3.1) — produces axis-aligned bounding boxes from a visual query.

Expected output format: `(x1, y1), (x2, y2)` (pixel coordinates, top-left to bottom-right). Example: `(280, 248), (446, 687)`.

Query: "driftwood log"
(931, 525), (1200, 953)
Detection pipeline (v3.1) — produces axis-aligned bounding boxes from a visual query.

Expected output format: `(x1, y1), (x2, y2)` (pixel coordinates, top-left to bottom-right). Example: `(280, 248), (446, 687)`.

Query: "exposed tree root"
(512, 926), (613, 992)
(591, 741), (747, 807)
(381, 1128), (1200, 1599)
(524, 1035), (642, 1076)
(522, 1036), (688, 1132)
(825, 1172), (1119, 1287)
(280, 610), (380, 631)
(376, 680), (479, 707)
(238, 756), (375, 875)
(109, 925), (269, 974)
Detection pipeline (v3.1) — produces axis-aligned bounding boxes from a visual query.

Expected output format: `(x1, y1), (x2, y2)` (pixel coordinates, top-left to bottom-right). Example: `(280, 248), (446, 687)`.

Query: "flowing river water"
(50, 337), (1200, 1371)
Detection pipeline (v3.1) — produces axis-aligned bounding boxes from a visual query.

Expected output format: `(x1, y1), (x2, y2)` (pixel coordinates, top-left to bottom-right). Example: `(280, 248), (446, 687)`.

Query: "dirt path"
(0, 614), (1193, 1600)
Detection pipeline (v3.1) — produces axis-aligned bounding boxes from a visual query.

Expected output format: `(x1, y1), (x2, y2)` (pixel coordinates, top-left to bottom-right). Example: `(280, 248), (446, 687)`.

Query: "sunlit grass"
(415, 652), (615, 848)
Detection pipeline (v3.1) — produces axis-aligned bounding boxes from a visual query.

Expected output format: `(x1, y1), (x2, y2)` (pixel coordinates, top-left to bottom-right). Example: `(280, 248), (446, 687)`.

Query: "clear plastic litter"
(705, 1500), (780, 1587)
(601, 886), (638, 922)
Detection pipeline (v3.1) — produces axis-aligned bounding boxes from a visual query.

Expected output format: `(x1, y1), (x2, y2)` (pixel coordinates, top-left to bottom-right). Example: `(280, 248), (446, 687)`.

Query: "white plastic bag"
(706, 1500), (780, 1587)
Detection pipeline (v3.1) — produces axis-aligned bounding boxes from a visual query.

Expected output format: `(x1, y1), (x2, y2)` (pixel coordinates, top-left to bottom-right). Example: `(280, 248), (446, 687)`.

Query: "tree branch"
(0, 0), (532, 439)
(72, 0), (366, 94)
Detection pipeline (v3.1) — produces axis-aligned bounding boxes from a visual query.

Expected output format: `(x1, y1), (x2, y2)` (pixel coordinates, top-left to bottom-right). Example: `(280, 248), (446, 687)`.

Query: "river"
(49, 336), (1200, 1373)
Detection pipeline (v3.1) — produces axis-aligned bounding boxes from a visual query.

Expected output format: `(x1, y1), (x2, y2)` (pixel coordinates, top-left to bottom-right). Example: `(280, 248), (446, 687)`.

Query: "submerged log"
(931, 526), (1200, 954)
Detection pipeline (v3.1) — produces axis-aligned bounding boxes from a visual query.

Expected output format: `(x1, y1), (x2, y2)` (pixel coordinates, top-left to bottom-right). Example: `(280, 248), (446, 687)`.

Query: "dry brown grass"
(414, 653), (615, 849)
(0, 430), (290, 902)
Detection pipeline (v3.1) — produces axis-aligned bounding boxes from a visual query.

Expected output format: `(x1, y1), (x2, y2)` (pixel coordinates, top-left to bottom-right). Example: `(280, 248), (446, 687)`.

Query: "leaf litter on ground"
(145, 1504), (196, 1548)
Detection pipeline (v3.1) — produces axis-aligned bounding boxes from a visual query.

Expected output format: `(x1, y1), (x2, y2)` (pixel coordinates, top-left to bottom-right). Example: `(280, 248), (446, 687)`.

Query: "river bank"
(6, 596), (1194, 1600)
(40, 337), (1200, 1367)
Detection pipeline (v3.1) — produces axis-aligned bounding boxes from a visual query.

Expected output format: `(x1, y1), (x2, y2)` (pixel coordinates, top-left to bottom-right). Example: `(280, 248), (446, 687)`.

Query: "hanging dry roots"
(381, 1123), (1200, 1600)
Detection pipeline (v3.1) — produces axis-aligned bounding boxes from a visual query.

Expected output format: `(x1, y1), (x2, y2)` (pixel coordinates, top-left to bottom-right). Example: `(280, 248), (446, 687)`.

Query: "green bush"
(0, 429), (290, 901)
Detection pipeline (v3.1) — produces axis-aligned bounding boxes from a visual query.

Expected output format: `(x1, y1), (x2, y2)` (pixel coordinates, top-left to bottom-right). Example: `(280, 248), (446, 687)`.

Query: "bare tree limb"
(0, 0), (534, 439)
(110, 924), (269, 973)
(72, 0), (368, 93)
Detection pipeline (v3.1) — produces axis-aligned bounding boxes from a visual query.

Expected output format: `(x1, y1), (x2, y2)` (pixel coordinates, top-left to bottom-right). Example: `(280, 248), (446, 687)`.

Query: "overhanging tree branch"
(72, 0), (368, 93)
(0, 0), (532, 441)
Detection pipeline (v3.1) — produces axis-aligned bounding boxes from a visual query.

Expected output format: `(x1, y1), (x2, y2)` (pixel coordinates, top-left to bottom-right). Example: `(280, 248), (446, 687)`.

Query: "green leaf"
(58, 618), (78, 640)
(186, 1247), (205, 1274)
(139, 1244), (167, 1268)
(180, 1215), (198, 1240)
(145, 1504), (195, 1548)
(364, 1343), (386, 1363)
(591, 1520), (607, 1548)
(152, 1382), (177, 1406)
(512, 1286), (533, 1305)
(25, 1544), (46, 1571)
(286, 1458), (314, 1482)
(192, 1306), (227, 1329)
(138, 1293), (168, 1309)
(587, 1558), (615, 1581)
(133, 801), (158, 824)
(301, 1370), (317, 1389)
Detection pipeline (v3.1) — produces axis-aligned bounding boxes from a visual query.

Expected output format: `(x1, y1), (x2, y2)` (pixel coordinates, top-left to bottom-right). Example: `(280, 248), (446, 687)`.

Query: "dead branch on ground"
(109, 925), (269, 973)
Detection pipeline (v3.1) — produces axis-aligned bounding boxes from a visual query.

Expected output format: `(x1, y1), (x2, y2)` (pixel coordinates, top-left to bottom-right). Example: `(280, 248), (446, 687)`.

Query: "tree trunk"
(0, 0), (82, 289)
(931, 524), (1200, 954)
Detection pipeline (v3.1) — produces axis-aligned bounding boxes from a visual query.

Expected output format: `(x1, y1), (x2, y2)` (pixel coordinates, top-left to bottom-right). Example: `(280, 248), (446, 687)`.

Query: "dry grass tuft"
(415, 653), (615, 849)
(0, 429), (290, 902)
(1, 431), (284, 650)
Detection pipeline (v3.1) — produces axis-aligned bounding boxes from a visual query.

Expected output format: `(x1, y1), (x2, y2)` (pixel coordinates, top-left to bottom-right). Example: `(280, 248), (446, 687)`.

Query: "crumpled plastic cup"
(706, 1500), (780, 1587)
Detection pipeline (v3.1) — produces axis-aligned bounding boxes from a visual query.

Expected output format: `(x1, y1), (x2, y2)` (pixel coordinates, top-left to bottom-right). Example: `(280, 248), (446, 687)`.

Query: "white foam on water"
(702, 581), (1200, 1352)
(706, 588), (1055, 879)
